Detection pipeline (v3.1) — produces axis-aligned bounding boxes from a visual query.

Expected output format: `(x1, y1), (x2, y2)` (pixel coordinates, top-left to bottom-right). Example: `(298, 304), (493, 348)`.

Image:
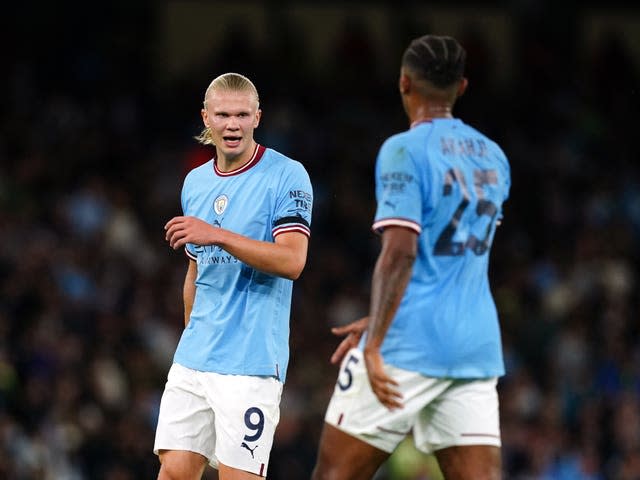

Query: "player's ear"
(399, 72), (411, 95)
(201, 108), (210, 128)
(254, 109), (262, 128)
(457, 78), (468, 98)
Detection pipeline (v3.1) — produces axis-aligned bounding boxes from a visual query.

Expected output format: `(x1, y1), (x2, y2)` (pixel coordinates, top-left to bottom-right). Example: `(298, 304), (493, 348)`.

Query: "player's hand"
(330, 316), (369, 365)
(165, 216), (218, 249)
(363, 346), (403, 411)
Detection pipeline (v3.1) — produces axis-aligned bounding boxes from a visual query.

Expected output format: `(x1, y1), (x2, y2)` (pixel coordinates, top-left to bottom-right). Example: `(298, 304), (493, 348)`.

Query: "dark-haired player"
(312, 35), (510, 480)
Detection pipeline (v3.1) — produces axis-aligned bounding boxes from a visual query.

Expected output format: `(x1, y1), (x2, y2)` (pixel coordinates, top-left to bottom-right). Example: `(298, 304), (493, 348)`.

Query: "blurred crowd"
(1, 3), (639, 479)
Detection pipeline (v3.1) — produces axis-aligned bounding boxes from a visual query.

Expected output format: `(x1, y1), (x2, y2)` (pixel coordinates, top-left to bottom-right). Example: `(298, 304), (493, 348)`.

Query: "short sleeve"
(272, 162), (313, 238)
(372, 137), (422, 235)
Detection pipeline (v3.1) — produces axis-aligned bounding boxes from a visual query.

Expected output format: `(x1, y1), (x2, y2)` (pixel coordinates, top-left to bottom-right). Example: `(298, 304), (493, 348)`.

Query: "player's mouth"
(223, 136), (242, 147)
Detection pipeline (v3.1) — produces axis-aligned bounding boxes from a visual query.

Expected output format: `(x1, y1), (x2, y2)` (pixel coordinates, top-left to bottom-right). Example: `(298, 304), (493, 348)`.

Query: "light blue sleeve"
(373, 136), (422, 234)
(272, 161), (313, 238)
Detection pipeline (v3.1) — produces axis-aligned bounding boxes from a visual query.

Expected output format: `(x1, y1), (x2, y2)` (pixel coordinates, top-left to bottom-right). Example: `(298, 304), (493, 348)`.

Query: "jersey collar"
(213, 143), (266, 177)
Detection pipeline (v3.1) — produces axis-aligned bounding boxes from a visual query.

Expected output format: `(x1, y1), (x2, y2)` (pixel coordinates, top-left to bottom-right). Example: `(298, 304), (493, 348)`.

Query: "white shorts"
(324, 348), (501, 454)
(154, 363), (283, 477)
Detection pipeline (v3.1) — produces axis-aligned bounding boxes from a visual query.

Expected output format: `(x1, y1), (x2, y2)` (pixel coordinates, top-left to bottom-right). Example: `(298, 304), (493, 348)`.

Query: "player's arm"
(165, 216), (308, 280)
(183, 258), (197, 327)
(364, 226), (417, 410)
(211, 227), (308, 280)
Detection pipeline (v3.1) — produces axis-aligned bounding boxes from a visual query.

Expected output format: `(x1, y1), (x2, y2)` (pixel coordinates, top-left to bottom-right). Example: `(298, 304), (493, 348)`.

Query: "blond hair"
(195, 73), (260, 145)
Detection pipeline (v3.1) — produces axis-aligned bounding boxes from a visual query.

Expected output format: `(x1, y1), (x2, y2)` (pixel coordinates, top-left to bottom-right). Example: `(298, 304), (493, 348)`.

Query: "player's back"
(372, 118), (510, 378)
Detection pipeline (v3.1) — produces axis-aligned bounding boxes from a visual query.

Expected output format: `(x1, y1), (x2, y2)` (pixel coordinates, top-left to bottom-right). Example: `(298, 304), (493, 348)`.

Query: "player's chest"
(187, 177), (276, 237)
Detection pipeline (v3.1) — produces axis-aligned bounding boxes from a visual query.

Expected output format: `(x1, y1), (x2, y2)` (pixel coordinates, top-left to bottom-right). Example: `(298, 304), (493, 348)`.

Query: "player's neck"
(216, 141), (257, 172)
(409, 102), (453, 128)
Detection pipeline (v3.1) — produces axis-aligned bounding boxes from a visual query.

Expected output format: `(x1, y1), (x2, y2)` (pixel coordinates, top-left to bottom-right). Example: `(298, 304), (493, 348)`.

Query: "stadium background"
(1, 1), (639, 478)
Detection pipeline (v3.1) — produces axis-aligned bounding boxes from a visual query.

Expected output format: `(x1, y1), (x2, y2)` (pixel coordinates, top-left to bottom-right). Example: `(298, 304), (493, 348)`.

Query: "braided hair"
(402, 35), (466, 89)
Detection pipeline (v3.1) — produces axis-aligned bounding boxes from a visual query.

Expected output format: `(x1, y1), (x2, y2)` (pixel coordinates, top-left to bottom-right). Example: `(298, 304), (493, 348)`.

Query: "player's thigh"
(323, 348), (450, 454)
(201, 372), (283, 477)
(414, 377), (501, 454)
(435, 445), (501, 480)
(414, 377), (501, 479)
(317, 348), (448, 479)
(217, 461), (266, 480)
(154, 364), (216, 461)
(312, 422), (389, 480)
(158, 449), (208, 480)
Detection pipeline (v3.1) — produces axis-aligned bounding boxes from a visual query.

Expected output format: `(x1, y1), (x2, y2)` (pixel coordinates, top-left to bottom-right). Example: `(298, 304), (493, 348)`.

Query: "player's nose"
(226, 117), (240, 129)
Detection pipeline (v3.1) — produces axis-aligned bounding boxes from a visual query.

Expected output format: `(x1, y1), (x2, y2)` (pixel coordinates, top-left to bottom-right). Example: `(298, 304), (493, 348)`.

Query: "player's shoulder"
(460, 122), (510, 168)
(262, 146), (309, 176)
(262, 146), (298, 165)
(382, 128), (415, 148)
(183, 159), (214, 185)
(378, 128), (417, 159)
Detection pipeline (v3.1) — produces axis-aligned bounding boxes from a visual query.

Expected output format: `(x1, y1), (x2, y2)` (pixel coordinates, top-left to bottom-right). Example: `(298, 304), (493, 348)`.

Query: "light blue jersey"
(370, 118), (510, 378)
(174, 144), (312, 382)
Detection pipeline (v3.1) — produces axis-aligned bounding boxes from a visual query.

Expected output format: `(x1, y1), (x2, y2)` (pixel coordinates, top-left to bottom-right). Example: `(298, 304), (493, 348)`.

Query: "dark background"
(1, 1), (639, 479)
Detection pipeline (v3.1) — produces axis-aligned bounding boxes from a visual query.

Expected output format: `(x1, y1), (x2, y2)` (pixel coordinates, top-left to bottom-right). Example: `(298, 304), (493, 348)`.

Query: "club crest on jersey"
(213, 195), (228, 215)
